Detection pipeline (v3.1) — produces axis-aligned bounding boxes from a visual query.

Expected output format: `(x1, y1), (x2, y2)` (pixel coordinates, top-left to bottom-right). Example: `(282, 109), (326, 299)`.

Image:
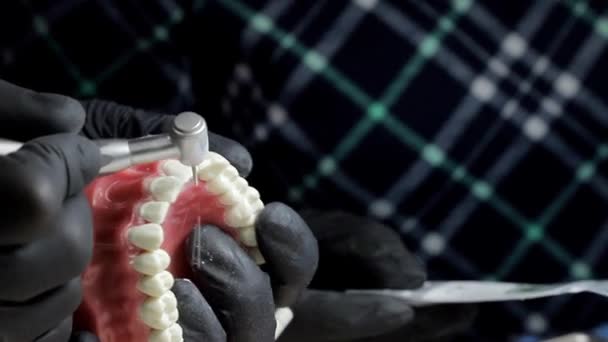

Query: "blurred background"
(1, 0), (608, 341)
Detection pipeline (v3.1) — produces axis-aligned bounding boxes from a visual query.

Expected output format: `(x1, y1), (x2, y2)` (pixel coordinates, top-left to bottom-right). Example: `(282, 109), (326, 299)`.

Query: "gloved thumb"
(0, 133), (101, 243)
(0, 79), (85, 141)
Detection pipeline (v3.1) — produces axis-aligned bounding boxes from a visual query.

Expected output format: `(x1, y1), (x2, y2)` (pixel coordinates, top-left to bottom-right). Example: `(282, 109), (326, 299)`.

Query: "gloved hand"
(78, 99), (319, 342)
(0, 80), (102, 341)
(279, 210), (477, 342)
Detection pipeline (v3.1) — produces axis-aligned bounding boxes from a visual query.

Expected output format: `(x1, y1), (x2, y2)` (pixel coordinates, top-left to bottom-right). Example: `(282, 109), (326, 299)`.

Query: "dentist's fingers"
(0, 134), (100, 244)
(255, 203), (319, 307)
(172, 279), (226, 342)
(187, 225), (276, 342)
(36, 317), (72, 342)
(0, 195), (93, 301)
(0, 79), (85, 141)
(0, 278), (82, 341)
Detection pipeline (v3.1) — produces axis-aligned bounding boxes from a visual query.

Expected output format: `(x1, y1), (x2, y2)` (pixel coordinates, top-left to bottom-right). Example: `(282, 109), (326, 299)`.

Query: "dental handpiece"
(0, 111), (209, 177)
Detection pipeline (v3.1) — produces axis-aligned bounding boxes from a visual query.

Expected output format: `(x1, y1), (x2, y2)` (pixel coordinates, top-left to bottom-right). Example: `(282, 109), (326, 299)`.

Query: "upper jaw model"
(74, 152), (266, 342)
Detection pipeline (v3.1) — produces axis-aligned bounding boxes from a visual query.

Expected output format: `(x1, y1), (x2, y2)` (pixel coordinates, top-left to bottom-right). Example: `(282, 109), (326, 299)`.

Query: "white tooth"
(249, 247), (266, 265)
(219, 189), (240, 206)
(197, 163), (227, 181)
(139, 291), (179, 330)
(149, 324), (184, 342)
(149, 176), (184, 203)
(128, 224), (164, 251)
(137, 271), (174, 297)
(161, 160), (192, 182)
(233, 177), (249, 193)
(133, 249), (171, 275)
(205, 175), (233, 195)
(140, 201), (170, 224)
(250, 198), (264, 213)
(208, 151), (228, 163)
(205, 167), (239, 194)
(239, 226), (258, 247)
(225, 203), (255, 228)
(246, 187), (261, 202)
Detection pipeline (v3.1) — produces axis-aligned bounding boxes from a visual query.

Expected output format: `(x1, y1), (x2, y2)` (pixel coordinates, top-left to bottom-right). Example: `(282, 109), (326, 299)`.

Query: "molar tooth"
(233, 177), (249, 193)
(250, 198), (264, 213)
(140, 201), (170, 224)
(139, 291), (179, 330)
(128, 224), (164, 251)
(133, 249), (171, 275)
(148, 176), (184, 203)
(239, 226), (258, 247)
(246, 187), (261, 202)
(161, 160), (192, 182)
(149, 324), (184, 342)
(219, 189), (240, 206)
(225, 203), (255, 228)
(197, 163), (227, 181)
(205, 166), (240, 194)
(137, 271), (174, 297)
(205, 175), (233, 195)
(218, 178), (249, 206)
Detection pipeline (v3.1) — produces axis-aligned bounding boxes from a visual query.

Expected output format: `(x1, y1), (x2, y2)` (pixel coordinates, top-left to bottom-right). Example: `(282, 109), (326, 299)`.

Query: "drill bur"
(192, 166), (199, 185)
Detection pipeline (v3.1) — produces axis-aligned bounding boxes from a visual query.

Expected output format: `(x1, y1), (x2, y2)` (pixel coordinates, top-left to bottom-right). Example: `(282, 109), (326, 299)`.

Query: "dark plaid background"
(2, 1), (608, 341)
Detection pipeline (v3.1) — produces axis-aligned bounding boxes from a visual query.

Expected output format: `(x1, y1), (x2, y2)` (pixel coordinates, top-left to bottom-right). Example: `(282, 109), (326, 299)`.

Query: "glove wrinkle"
(302, 210), (426, 291)
(187, 225), (276, 342)
(0, 80), (86, 141)
(256, 203), (318, 307)
(81, 99), (172, 139)
(279, 290), (414, 342)
(172, 279), (227, 342)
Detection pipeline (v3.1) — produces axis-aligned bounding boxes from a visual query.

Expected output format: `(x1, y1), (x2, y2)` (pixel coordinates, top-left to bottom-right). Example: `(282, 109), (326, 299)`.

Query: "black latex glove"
(79, 100), (319, 342)
(279, 211), (477, 342)
(0, 80), (102, 341)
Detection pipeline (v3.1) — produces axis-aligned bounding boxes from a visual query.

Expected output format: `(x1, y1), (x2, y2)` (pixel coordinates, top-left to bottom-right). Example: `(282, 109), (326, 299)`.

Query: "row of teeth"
(127, 153), (265, 342)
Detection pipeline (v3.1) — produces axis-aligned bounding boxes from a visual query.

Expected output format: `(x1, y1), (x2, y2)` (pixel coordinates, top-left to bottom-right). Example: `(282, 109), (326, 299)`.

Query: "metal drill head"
(170, 112), (209, 167)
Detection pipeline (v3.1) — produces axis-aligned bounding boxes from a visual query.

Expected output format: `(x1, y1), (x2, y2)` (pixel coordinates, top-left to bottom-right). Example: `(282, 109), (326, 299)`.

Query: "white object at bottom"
(274, 307), (294, 339)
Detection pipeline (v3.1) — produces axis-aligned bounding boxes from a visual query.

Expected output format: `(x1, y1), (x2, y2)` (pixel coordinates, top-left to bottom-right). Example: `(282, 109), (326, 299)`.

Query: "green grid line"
(381, 4), (467, 106)
(24, 2), (85, 85)
(493, 239), (534, 280)
(384, 116), (576, 268)
(89, 7), (186, 95)
(493, 144), (608, 279)
(561, 0), (608, 38)
(218, 0), (579, 271)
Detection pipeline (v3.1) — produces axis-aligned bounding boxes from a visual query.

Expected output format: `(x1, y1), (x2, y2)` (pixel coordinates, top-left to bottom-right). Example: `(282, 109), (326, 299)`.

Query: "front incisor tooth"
(140, 201), (170, 224)
(239, 226), (258, 247)
(137, 271), (175, 297)
(133, 249), (171, 275)
(161, 160), (192, 182)
(139, 291), (179, 330)
(128, 224), (164, 251)
(149, 176), (184, 203)
(149, 324), (184, 342)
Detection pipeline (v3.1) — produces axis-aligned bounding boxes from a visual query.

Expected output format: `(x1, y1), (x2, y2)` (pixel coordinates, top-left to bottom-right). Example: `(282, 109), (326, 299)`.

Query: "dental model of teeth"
(124, 153), (265, 342)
